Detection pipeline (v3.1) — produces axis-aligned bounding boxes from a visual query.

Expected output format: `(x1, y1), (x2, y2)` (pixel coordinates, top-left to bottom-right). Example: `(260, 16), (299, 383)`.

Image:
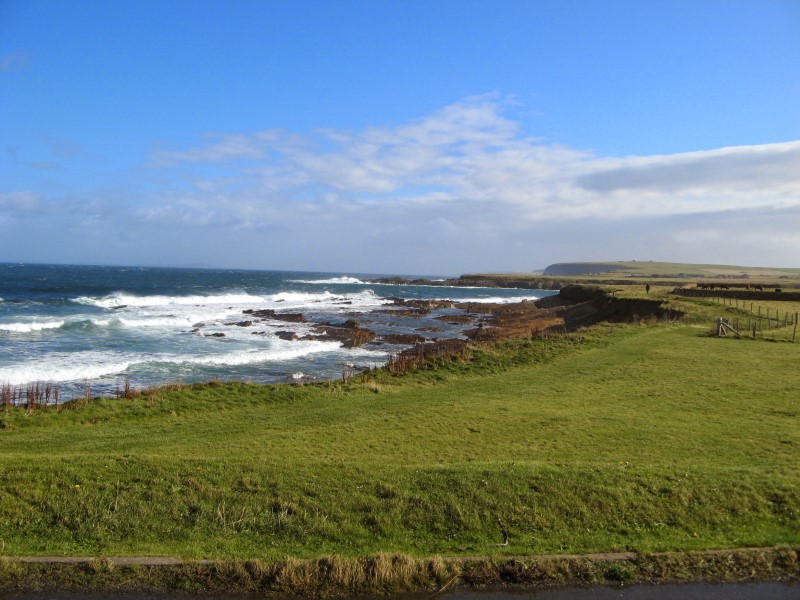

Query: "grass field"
(1, 289), (798, 566)
(542, 260), (800, 279)
(467, 261), (800, 290)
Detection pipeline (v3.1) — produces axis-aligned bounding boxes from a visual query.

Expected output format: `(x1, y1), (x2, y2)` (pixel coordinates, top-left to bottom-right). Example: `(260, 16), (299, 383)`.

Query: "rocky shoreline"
(190, 286), (682, 364)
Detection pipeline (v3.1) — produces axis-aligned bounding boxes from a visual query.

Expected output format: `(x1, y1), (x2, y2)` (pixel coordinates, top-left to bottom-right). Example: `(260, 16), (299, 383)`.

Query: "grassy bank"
(1, 288), (798, 590)
(2, 548), (798, 595)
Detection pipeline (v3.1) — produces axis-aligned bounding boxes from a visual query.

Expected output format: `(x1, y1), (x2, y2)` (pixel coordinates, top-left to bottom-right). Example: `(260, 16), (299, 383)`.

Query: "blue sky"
(1, 0), (799, 275)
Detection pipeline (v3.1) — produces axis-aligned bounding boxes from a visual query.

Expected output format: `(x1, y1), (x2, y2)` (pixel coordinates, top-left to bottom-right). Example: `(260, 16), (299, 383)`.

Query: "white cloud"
(0, 191), (42, 214)
(152, 131), (282, 165)
(151, 97), (800, 232)
(5, 97), (797, 272)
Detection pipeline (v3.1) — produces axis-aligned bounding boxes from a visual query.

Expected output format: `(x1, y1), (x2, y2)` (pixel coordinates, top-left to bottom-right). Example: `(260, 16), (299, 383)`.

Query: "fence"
(671, 288), (799, 341)
(673, 288), (800, 302)
(715, 315), (798, 340)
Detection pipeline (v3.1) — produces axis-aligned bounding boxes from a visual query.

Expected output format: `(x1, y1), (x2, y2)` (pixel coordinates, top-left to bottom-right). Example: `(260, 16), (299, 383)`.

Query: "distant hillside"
(543, 261), (800, 279)
(544, 263), (626, 276)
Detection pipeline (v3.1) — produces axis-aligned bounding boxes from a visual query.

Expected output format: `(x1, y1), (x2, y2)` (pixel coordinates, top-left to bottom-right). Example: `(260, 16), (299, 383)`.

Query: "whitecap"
(452, 295), (541, 304)
(0, 320), (65, 333)
(268, 291), (337, 305)
(0, 340), (345, 386)
(290, 276), (366, 285)
(175, 340), (341, 367)
(73, 291), (268, 309)
(0, 351), (133, 385)
(117, 316), (197, 329)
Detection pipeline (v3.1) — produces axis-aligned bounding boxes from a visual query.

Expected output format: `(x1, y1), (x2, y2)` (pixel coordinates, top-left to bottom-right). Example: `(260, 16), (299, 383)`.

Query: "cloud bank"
(3, 96), (799, 273)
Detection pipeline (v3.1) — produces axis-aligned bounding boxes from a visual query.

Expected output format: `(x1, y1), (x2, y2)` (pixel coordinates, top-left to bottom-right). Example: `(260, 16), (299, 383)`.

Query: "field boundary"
(2, 546), (798, 595)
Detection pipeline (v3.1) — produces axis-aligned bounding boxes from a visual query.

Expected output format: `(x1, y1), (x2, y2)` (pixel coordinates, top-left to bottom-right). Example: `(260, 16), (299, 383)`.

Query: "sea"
(0, 263), (555, 400)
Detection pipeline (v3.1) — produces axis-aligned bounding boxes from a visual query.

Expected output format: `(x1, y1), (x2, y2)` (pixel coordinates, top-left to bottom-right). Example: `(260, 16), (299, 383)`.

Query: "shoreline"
(2, 546), (797, 595)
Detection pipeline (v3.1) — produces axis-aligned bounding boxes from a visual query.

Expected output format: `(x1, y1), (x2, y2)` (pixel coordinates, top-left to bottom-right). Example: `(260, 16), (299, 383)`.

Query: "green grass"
(1, 296), (798, 561)
(541, 260), (800, 279)
(470, 261), (800, 289)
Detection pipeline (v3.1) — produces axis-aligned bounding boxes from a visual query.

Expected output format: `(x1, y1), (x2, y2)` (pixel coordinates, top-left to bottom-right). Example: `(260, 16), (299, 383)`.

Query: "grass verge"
(1, 548), (797, 595)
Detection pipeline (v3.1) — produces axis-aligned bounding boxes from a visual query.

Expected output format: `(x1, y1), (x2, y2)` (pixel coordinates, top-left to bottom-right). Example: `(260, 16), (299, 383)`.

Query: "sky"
(1, 0), (799, 276)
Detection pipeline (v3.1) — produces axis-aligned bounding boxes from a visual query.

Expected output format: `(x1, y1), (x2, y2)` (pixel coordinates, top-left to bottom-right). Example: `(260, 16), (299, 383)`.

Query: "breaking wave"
(0, 320), (66, 333)
(73, 291), (268, 309)
(290, 276), (366, 285)
(0, 340), (344, 386)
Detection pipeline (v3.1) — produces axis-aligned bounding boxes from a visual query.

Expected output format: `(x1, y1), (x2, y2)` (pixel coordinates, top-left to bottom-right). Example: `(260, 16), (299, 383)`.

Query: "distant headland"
(370, 260), (800, 290)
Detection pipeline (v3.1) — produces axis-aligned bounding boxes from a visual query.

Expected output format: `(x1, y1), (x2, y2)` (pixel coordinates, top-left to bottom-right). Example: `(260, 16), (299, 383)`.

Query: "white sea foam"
(72, 289), (387, 316)
(268, 289), (386, 310)
(0, 340), (345, 386)
(74, 291), (268, 309)
(174, 341), (341, 367)
(268, 290), (336, 305)
(0, 320), (65, 333)
(452, 295), (541, 304)
(0, 351), (134, 385)
(117, 316), (199, 329)
(290, 276), (366, 285)
(88, 318), (113, 327)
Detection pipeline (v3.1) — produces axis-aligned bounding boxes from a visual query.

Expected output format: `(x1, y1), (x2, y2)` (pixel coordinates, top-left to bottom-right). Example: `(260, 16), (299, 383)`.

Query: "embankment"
(1, 547), (797, 595)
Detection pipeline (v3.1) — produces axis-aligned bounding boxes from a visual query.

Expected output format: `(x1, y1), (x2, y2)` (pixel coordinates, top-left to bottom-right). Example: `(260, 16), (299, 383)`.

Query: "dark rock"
(226, 320), (254, 327)
(275, 331), (298, 341)
(380, 333), (426, 345)
(243, 309), (275, 318)
(243, 308), (306, 323)
(435, 315), (473, 324)
(272, 312), (306, 323)
(375, 308), (429, 318)
(205, 332), (226, 338)
(311, 325), (376, 348)
(388, 298), (455, 310)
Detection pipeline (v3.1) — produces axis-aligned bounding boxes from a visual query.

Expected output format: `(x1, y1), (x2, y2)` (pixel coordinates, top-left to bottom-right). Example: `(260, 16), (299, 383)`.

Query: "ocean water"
(0, 264), (555, 399)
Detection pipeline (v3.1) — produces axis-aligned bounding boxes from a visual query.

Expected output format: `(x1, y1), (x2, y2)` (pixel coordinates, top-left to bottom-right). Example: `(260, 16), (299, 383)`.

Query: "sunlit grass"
(1, 293), (798, 560)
